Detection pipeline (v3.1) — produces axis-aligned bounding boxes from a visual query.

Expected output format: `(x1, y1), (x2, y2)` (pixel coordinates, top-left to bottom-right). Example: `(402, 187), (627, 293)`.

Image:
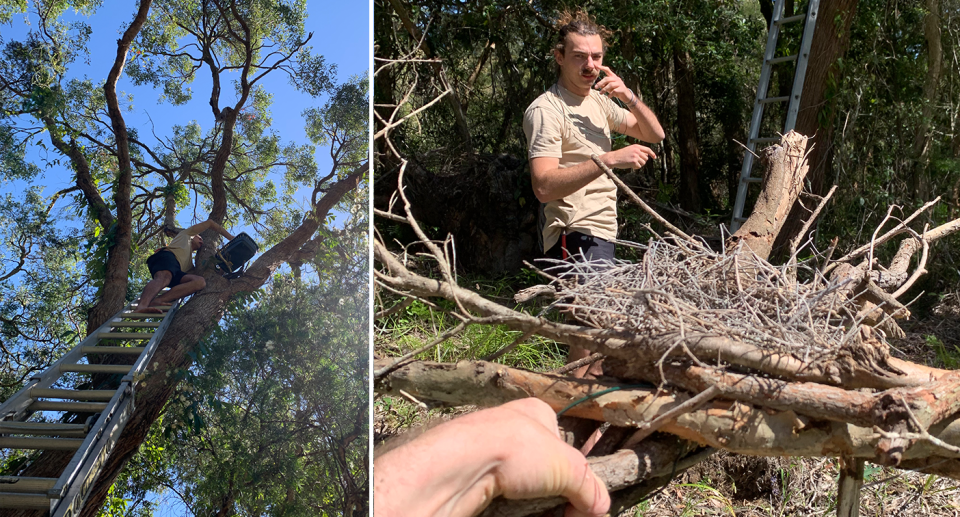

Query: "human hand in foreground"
(374, 397), (610, 517)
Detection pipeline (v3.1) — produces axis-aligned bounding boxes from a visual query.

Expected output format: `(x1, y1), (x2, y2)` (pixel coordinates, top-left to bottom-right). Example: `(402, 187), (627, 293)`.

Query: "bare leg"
(135, 271), (173, 313)
(152, 274), (206, 305)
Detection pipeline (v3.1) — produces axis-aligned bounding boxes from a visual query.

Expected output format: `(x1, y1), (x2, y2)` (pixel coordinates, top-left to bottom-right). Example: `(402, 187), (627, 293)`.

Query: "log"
(375, 359), (960, 472)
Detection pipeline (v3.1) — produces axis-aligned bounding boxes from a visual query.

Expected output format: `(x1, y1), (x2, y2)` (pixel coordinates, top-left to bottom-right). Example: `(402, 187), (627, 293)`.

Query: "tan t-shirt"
(523, 83), (627, 252)
(163, 228), (201, 271)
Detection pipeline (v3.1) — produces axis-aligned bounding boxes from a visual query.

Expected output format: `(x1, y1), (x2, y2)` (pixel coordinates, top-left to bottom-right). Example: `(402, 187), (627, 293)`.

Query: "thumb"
(559, 452), (610, 517)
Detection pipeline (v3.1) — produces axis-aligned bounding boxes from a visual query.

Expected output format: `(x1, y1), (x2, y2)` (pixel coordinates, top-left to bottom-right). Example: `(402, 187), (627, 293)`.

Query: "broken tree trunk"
(726, 130), (809, 261)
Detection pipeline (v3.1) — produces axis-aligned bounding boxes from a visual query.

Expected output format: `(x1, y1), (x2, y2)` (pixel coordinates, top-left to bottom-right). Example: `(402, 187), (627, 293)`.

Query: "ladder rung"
(768, 54), (798, 65)
(0, 477), (58, 494)
(776, 13), (806, 24)
(0, 436), (84, 450)
(82, 346), (145, 355)
(30, 388), (116, 401)
(0, 492), (53, 509)
(98, 332), (154, 340)
(30, 401), (108, 413)
(120, 312), (168, 319)
(751, 137), (780, 144)
(759, 95), (790, 104)
(111, 321), (161, 328)
(0, 422), (86, 437)
(60, 364), (132, 375)
(128, 303), (171, 310)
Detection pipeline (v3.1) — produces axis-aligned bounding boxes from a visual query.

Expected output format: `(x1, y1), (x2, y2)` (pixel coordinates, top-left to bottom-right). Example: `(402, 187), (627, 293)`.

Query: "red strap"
(561, 233), (568, 260)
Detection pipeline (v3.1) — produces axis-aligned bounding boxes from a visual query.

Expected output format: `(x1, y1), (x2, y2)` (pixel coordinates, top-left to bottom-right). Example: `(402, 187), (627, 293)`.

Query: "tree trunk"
(772, 0), (860, 259)
(673, 48), (701, 212)
(908, 0), (942, 201)
(85, 0), (153, 333)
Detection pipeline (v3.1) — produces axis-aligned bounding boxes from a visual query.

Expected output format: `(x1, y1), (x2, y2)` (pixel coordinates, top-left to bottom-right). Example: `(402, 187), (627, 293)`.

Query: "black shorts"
(541, 231), (615, 279)
(146, 250), (187, 286)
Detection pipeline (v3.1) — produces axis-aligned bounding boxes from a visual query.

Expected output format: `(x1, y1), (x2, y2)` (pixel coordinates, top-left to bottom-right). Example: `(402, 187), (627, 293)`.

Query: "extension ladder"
(730, 0), (820, 231)
(0, 297), (180, 516)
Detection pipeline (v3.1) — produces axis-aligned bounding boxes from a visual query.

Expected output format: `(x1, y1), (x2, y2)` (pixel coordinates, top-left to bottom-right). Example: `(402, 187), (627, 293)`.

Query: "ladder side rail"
(784, 0), (820, 131)
(49, 393), (135, 517)
(121, 301), (181, 383)
(0, 314), (128, 423)
(731, 0), (787, 230)
(48, 300), (181, 511)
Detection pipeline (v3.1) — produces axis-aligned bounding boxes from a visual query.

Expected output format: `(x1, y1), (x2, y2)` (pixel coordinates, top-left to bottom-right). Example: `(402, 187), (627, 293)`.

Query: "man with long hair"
(523, 11), (665, 377)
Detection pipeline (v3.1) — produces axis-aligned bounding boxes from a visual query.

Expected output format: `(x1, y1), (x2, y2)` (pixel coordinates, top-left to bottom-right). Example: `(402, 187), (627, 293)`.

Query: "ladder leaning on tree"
(730, 0), (820, 231)
(0, 295), (180, 516)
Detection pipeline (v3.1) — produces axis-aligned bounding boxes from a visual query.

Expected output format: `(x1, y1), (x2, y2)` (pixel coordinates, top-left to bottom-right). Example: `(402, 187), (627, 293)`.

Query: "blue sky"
(3, 0), (369, 233)
(2, 1), (369, 515)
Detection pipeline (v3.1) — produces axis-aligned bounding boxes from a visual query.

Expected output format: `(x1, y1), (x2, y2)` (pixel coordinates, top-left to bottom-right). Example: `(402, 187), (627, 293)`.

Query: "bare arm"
(184, 220), (235, 240)
(531, 144), (657, 203)
(594, 65), (665, 143)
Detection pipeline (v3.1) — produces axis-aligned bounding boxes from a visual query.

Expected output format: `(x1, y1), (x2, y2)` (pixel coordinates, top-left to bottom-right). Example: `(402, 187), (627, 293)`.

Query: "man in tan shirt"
(523, 11), (664, 375)
(134, 220), (234, 313)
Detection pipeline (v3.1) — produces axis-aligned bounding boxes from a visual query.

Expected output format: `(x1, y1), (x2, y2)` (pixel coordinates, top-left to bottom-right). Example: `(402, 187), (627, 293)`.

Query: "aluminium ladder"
(0, 297), (180, 516)
(730, 0), (820, 231)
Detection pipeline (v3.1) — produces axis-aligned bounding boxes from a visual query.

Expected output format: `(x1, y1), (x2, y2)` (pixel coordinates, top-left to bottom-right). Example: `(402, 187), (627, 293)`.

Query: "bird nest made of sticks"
(545, 237), (884, 369)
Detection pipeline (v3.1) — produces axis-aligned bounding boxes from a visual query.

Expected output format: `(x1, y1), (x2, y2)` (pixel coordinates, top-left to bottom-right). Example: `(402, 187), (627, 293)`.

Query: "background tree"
(0, 1), (368, 515)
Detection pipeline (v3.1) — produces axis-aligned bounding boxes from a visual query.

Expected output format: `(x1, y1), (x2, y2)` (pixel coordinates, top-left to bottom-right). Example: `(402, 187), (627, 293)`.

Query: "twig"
(731, 138), (761, 160)
(373, 89), (451, 140)
(590, 154), (698, 245)
(483, 328), (538, 362)
(789, 184), (837, 258)
(374, 207), (409, 224)
(551, 353), (605, 375)
(375, 297), (415, 319)
(826, 196), (941, 273)
(868, 204), (899, 276)
(398, 389), (429, 410)
(622, 385), (722, 448)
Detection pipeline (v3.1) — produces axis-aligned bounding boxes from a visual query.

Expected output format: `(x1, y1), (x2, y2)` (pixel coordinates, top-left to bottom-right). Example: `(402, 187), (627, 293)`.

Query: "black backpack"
(215, 232), (259, 278)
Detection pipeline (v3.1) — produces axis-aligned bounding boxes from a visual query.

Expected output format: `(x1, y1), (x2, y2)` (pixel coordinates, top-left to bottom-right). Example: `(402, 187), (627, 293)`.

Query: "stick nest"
(550, 237), (880, 367)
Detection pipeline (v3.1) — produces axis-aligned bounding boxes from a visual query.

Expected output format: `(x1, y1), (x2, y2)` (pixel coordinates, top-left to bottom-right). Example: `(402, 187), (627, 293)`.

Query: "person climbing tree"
(134, 220), (235, 314)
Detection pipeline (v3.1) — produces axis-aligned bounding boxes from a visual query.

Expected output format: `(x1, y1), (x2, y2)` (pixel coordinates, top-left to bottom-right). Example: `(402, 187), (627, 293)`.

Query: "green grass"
(926, 334), (960, 369)
(376, 267), (569, 372)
